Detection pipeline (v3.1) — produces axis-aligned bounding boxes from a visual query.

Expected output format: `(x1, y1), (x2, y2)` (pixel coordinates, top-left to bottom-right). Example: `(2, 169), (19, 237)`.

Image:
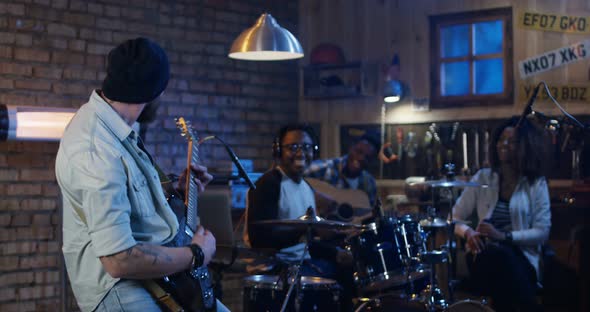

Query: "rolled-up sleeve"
(71, 150), (136, 257)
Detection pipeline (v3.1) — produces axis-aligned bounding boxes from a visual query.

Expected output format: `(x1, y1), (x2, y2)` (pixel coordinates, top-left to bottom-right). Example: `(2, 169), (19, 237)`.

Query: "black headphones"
(272, 124), (319, 159)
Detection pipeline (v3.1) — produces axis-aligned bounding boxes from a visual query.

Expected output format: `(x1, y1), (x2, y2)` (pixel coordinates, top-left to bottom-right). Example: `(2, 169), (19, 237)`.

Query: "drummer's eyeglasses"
(281, 143), (316, 153)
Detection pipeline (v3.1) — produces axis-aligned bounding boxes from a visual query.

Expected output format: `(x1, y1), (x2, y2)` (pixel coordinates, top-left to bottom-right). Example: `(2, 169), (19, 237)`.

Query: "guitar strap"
(142, 280), (184, 312)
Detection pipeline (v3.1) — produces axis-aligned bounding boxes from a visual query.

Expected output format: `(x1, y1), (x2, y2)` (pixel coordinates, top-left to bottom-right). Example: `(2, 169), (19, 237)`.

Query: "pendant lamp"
(229, 13), (304, 61)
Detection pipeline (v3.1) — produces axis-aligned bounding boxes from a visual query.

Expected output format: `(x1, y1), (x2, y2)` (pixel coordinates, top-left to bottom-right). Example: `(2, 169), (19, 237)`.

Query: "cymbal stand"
(442, 163), (458, 302)
(279, 209), (315, 312)
(418, 228), (448, 311)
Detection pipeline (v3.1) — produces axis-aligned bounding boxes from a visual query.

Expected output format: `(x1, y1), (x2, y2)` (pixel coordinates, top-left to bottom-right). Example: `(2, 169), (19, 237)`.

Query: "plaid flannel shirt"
(305, 155), (377, 206)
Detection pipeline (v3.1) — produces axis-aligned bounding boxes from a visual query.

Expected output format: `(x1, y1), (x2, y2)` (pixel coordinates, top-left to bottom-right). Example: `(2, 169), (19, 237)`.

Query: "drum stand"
(437, 164), (461, 303)
(418, 227), (448, 311)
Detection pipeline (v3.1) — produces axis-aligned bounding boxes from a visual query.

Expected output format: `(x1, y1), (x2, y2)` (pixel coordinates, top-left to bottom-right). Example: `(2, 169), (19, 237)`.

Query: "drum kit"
(244, 177), (491, 312)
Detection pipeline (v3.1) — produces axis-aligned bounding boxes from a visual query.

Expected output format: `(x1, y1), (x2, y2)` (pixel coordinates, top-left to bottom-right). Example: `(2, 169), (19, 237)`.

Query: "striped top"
(490, 199), (512, 231)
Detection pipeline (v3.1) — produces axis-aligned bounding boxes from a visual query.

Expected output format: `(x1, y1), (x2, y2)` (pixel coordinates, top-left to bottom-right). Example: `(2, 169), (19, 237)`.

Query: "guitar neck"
(185, 139), (201, 234)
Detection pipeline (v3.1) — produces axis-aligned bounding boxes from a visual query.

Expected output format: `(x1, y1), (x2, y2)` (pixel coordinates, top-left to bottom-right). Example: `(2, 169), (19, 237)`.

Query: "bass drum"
(243, 275), (284, 312)
(447, 300), (495, 312)
(242, 275), (340, 312)
(355, 296), (494, 312)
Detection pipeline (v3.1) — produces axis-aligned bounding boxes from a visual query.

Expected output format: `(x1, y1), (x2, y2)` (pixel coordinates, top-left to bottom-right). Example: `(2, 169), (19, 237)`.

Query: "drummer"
(244, 124), (355, 312)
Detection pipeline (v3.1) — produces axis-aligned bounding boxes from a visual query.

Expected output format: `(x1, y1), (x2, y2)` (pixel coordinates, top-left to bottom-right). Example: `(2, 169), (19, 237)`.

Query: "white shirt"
(55, 91), (179, 311)
(452, 168), (551, 279)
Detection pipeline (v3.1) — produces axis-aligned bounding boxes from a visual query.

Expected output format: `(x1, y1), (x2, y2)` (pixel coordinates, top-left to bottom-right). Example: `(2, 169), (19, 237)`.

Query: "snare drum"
(243, 275), (341, 312)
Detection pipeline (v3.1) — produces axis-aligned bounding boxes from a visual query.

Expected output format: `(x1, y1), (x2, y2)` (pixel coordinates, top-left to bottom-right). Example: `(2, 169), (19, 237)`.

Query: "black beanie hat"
(102, 37), (169, 104)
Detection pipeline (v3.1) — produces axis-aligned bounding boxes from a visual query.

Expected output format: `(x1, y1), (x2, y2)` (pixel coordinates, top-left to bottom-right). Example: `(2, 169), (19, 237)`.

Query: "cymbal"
(419, 218), (472, 228)
(419, 218), (448, 228)
(410, 179), (488, 188)
(251, 218), (364, 232)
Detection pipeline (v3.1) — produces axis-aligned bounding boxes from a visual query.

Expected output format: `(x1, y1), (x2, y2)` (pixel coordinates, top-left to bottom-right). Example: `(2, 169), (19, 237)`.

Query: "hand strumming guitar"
(191, 226), (216, 266)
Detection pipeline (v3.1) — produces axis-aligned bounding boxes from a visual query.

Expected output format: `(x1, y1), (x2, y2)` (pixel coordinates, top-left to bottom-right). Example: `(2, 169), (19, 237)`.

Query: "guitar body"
(306, 177), (373, 223)
(155, 225), (215, 312)
(147, 118), (216, 312)
(306, 177), (370, 210)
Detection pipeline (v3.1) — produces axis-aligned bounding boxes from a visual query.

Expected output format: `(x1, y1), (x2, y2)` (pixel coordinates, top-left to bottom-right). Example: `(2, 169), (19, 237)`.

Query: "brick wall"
(0, 1), (300, 311)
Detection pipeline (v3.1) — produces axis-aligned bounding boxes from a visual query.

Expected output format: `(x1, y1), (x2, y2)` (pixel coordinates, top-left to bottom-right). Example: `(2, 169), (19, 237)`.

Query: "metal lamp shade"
(229, 13), (304, 61)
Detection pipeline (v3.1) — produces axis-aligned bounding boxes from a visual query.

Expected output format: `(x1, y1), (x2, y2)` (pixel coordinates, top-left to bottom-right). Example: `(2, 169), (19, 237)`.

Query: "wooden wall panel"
(299, 0), (590, 158)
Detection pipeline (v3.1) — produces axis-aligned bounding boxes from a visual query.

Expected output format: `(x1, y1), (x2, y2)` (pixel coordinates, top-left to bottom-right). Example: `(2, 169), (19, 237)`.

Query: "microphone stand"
(199, 135), (256, 190)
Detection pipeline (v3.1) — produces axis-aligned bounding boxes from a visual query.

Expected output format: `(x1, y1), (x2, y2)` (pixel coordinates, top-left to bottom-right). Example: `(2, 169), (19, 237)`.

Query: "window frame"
(429, 7), (514, 108)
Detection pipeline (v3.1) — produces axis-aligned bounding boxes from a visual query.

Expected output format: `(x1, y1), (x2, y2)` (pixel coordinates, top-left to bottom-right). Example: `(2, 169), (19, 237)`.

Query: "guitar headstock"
(175, 117), (199, 143)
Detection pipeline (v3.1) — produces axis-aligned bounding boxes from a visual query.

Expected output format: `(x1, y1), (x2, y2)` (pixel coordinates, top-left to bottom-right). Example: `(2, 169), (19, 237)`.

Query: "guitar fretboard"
(186, 139), (200, 234)
(176, 116), (201, 236)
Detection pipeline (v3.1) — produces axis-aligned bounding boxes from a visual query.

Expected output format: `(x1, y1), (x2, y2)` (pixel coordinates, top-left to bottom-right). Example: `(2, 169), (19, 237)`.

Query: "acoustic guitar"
(306, 177), (373, 223)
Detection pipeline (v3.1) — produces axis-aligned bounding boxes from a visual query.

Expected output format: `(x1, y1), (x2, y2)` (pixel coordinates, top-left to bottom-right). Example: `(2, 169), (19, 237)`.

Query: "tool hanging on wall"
(405, 131), (418, 158)
(461, 131), (470, 176)
(396, 127), (404, 162)
(474, 129), (480, 172)
(482, 130), (491, 168)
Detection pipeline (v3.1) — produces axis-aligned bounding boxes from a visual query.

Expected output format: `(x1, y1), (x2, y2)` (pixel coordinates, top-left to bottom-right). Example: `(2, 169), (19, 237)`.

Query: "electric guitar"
(148, 117), (216, 312)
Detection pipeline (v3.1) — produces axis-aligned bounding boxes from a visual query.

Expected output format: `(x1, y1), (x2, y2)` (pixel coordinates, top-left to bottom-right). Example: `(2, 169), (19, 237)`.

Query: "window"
(430, 7), (513, 108)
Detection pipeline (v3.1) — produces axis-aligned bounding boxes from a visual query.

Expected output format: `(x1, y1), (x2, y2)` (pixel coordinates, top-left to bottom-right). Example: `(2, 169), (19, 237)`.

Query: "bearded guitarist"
(56, 38), (229, 312)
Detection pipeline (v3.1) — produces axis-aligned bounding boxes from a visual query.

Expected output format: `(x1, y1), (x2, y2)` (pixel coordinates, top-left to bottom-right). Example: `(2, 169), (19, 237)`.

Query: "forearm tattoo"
(110, 243), (173, 265)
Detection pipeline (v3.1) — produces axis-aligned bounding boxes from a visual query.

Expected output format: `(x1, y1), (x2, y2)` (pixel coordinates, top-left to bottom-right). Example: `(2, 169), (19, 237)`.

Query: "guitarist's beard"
(137, 99), (161, 123)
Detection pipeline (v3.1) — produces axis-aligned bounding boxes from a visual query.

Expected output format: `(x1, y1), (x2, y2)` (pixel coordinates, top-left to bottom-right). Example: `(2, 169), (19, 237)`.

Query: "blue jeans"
(94, 280), (230, 312)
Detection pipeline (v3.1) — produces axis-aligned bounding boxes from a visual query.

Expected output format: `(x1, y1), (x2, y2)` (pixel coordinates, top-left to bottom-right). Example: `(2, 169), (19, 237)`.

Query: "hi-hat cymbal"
(419, 218), (472, 228)
(410, 179), (488, 188)
(419, 217), (448, 228)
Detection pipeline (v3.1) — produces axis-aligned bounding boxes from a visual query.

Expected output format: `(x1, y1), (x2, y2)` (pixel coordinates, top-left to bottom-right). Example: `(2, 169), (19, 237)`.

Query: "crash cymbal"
(410, 179), (488, 188)
(251, 218), (364, 232)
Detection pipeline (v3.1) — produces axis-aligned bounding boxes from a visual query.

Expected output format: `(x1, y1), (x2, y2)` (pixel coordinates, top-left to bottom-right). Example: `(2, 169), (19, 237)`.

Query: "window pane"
(474, 58), (503, 94)
(441, 24), (470, 58)
(441, 61), (470, 96)
(473, 20), (503, 55)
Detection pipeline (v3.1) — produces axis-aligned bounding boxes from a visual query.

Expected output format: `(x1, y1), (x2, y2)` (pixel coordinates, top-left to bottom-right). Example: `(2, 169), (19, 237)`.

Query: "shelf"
(301, 62), (377, 100)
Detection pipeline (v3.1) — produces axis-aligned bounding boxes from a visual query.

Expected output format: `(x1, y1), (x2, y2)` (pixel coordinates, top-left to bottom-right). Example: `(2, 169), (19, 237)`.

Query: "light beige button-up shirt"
(55, 91), (179, 312)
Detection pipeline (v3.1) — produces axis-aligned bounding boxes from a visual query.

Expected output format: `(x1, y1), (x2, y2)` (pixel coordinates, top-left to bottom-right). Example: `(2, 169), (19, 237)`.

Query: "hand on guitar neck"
(177, 162), (215, 266)
(176, 164), (214, 195)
